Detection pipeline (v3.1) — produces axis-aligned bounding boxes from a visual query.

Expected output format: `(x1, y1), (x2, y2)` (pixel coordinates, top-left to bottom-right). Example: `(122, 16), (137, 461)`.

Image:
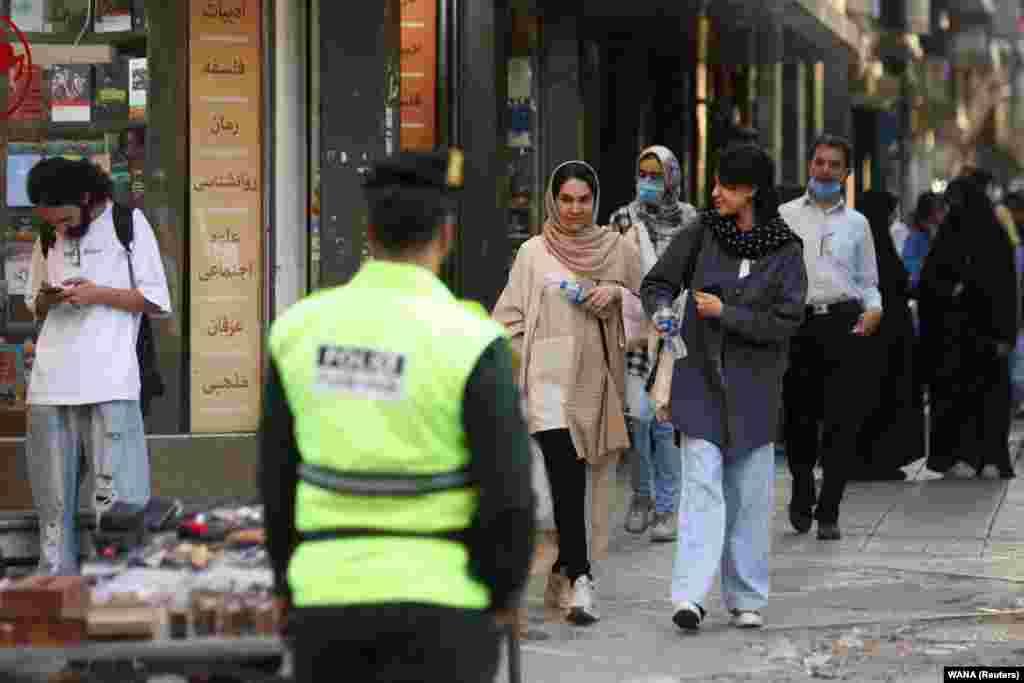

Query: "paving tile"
(922, 539), (986, 558)
(862, 537), (928, 555)
(872, 480), (1006, 539)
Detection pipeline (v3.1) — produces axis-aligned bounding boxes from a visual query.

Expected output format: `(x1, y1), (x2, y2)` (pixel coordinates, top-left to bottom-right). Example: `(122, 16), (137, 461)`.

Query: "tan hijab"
(542, 161), (622, 278)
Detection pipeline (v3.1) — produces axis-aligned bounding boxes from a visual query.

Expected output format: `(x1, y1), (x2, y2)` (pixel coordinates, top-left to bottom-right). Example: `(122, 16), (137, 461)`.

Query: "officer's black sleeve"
(464, 337), (536, 612)
(259, 357), (299, 601)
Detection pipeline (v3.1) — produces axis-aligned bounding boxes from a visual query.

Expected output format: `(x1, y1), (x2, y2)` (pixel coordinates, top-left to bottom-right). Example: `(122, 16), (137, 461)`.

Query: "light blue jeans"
(26, 401), (150, 575)
(629, 393), (681, 514)
(672, 439), (774, 612)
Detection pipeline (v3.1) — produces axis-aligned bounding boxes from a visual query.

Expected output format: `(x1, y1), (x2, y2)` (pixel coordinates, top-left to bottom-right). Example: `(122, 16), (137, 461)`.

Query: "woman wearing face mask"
(919, 175), (1018, 480)
(494, 161), (642, 625)
(641, 144), (807, 632)
(609, 146), (697, 542)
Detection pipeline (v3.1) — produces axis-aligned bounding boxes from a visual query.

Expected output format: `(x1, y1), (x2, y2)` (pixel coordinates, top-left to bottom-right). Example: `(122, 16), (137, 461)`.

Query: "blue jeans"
(629, 393), (681, 514)
(26, 401), (150, 575)
(672, 439), (774, 612)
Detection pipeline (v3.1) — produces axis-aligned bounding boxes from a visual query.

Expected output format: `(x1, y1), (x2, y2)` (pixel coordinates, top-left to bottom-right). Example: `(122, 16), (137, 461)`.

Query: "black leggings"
(534, 429), (591, 581)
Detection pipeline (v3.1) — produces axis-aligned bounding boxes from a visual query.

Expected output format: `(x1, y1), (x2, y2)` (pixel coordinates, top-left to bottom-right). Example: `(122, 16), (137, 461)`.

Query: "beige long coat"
(494, 234), (641, 560)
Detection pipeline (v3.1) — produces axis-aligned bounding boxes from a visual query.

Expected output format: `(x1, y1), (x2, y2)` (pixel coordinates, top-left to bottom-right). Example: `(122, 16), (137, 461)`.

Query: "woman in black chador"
(853, 190), (924, 480)
(919, 176), (1018, 480)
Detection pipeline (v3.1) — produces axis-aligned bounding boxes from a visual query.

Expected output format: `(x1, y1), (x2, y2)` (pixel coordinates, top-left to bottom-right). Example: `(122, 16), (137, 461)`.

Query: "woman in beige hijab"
(494, 161), (641, 625)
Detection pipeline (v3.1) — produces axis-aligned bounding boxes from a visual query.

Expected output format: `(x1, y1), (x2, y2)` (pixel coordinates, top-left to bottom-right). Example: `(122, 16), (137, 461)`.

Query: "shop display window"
(0, 2), (190, 435)
(506, 8), (541, 274)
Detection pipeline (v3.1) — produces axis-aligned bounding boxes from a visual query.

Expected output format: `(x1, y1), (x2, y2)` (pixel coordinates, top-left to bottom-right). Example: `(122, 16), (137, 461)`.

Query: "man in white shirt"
(780, 135), (883, 542)
(24, 158), (171, 575)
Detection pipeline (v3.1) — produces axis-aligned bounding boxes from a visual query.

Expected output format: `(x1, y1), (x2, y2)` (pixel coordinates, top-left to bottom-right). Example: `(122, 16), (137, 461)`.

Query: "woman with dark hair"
(852, 190), (924, 480)
(919, 176), (1018, 479)
(641, 144), (807, 632)
(494, 161), (642, 625)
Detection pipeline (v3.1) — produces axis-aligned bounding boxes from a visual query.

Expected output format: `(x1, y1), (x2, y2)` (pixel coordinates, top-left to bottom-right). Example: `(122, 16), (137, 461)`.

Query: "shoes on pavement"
(817, 522), (841, 541)
(730, 610), (764, 629)
(789, 503), (813, 535)
(979, 464), (1002, 481)
(945, 462), (978, 479)
(624, 495), (654, 534)
(567, 576), (600, 626)
(672, 601), (706, 632)
(649, 511), (678, 543)
(544, 569), (572, 610)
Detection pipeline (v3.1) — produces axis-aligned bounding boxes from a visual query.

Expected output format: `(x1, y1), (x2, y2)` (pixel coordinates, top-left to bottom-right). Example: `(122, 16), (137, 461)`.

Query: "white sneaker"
(730, 609), (764, 629)
(945, 462), (978, 479)
(649, 512), (678, 543)
(567, 576), (600, 625)
(979, 464), (1002, 481)
(672, 601), (705, 631)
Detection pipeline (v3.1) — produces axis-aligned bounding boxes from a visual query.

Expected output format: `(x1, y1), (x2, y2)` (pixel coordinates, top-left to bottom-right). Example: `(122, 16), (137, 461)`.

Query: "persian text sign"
(189, 0), (263, 433)
(400, 0), (437, 150)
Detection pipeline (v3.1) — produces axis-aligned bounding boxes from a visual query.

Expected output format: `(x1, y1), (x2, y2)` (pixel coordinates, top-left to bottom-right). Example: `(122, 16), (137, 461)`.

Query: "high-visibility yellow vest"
(268, 260), (505, 609)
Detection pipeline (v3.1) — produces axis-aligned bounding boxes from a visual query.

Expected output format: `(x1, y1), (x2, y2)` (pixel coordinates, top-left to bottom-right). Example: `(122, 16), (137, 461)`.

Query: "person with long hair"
(494, 161), (642, 625)
(852, 190), (925, 480)
(919, 175), (1018, 479)
(610, 145), (697, 542)
(641, 144), (807, 632)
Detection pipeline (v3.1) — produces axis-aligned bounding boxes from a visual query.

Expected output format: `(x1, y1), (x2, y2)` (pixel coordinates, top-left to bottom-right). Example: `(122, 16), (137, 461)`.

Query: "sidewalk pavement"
(502, 428), (1024, 682)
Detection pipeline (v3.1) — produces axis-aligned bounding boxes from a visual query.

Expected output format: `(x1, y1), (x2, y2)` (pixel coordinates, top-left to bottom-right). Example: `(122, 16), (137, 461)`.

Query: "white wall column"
(272, 0), (309, 317)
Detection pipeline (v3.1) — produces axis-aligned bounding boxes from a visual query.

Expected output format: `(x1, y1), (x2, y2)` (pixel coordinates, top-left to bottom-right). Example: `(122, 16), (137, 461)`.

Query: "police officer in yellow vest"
(260, 150), (536, 682)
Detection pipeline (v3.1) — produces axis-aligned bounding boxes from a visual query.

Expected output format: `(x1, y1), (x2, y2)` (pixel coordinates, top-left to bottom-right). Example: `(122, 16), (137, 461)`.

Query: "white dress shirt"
(780, 194), (883, 311)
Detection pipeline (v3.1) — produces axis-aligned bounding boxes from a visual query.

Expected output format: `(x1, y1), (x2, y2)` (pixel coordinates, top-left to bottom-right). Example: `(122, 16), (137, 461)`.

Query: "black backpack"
(40, 203), (166, 416)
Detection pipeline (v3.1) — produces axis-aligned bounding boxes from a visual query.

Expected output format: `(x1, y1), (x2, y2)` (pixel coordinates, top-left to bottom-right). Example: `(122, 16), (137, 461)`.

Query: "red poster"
(400, 0), (437, 151)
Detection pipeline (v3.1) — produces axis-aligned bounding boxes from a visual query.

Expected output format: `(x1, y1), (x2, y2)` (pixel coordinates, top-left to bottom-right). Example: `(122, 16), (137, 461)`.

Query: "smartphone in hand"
(39, 285), (64, 296)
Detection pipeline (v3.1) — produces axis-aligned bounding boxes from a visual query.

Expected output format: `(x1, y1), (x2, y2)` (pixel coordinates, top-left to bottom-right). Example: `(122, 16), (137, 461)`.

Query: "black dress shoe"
(817, 523), (841, 541)
(789, 504), (813, 534)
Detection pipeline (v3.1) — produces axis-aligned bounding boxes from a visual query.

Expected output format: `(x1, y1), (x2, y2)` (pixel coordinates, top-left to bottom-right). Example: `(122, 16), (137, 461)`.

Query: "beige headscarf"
(542, 160), (622, 278)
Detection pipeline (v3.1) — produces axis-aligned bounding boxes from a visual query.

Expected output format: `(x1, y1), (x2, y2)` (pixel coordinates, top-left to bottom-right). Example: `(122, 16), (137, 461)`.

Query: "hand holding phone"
(39, 284), (64, 296)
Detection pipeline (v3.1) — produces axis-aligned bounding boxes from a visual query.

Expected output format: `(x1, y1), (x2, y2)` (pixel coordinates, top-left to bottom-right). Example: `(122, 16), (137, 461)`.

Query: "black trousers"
(291, 603), (501, 683)
(534, 428), (591, 581)
(928, 354), (1014, 476)
(783, 305), (877, 524)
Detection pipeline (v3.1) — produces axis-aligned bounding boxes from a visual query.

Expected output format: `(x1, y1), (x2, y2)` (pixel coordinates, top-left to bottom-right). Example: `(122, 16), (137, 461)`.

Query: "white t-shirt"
(25, 203), (172, 405)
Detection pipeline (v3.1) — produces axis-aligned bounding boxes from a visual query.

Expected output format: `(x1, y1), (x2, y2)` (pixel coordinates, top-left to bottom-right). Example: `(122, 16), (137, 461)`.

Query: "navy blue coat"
(641, 218), (808, 454)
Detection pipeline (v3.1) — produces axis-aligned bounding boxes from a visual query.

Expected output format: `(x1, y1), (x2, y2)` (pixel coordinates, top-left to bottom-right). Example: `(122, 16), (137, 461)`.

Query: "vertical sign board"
(400, 0), (437, 150)
(189, 0), (263, 432)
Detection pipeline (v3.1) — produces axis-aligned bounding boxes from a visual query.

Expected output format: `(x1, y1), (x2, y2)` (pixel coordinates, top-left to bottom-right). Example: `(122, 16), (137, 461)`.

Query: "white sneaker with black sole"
(567, 576), (600, 625)
(672, 601), (705, 631)
(730, 609), (763, 628)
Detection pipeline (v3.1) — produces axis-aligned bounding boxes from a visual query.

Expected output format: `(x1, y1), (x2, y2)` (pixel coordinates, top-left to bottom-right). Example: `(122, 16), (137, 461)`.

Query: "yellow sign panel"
(189, 0), (263, 433)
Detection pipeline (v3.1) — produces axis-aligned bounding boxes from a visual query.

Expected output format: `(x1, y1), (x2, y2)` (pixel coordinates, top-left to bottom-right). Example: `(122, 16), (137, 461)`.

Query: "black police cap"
(363, 148), (464, 192)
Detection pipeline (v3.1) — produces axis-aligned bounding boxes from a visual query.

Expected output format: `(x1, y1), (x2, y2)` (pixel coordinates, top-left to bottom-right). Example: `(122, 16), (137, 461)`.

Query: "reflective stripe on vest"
(294, 462), (473, 544)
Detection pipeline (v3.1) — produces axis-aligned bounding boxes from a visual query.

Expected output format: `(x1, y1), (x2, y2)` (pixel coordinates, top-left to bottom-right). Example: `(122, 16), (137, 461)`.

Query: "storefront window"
(506, 8), (541, 273)
(0, 1), (189, 434)
(0, 1), (265, 436)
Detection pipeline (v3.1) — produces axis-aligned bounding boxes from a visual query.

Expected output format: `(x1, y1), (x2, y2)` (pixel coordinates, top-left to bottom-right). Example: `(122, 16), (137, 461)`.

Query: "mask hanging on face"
(637, 178), (665, 205)
(808, 177), (843, 202)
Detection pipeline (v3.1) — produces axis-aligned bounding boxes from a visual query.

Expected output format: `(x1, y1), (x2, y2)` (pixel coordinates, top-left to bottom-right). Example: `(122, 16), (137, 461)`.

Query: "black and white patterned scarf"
(703, 208), (800, 260)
